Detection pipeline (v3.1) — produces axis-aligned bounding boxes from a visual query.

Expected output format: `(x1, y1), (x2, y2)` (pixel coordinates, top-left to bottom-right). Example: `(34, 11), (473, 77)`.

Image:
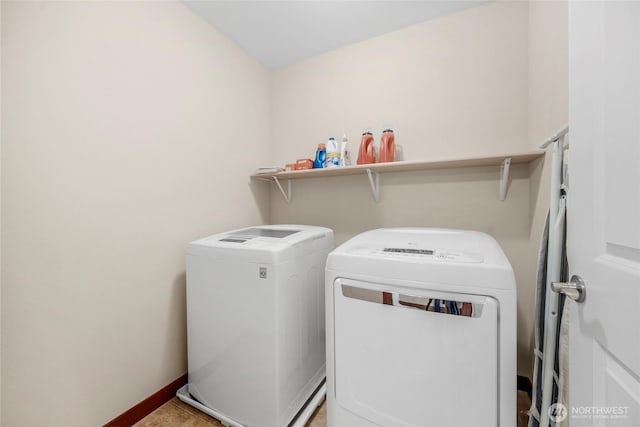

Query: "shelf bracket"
(273, 176), (291, 204)
(499, 157), (512, 201)
(366, 168), (380, 202)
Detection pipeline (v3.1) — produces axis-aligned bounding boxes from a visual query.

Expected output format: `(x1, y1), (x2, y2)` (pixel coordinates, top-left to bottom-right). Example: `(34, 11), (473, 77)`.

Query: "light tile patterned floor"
(134, 397), (326, 427)
(136, 391), (530, 427)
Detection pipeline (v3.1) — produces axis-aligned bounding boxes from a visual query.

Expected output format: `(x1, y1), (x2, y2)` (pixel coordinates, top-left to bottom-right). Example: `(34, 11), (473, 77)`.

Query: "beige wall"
(1, 1), (269, 425)
(0, 1), (3, 420)
(271, 1), (529, 165)
(528, 0), (569, 149)
(270, 0), (566, 378)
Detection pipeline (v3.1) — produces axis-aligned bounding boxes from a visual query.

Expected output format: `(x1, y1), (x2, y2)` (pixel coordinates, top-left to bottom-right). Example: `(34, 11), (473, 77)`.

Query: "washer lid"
(187, 225), (334, 263)
(190, 225), (330, 248)
(227, 227), (301, 239)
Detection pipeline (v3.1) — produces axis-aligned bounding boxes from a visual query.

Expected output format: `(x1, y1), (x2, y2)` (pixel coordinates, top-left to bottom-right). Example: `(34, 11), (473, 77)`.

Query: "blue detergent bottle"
(314, 143), (326, 168)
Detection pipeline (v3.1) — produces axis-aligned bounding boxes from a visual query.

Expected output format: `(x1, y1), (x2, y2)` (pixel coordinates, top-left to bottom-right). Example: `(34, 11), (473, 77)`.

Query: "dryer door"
(333, 278), (499, 427)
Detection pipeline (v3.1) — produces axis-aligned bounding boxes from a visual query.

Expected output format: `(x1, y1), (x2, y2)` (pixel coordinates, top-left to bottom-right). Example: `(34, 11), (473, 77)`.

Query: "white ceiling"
(183, 1), (488, 68)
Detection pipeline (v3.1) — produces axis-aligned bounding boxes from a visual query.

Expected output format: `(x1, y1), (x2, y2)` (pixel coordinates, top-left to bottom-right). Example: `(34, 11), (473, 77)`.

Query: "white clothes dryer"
(325, 228), (516, 427)
(178, 225), (333, 427)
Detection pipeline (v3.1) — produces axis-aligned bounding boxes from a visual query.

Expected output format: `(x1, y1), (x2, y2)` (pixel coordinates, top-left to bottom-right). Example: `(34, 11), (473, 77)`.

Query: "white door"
(567, 1), (640, 425)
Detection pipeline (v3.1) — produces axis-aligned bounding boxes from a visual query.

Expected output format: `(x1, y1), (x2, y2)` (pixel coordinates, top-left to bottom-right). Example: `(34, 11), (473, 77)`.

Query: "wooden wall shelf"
(251, 150), (545, 203)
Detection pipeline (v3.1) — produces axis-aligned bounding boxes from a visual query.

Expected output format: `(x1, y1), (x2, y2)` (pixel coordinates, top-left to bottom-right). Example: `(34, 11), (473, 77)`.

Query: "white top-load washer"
(178, 225), (333, 427)
(325, 228), (516, 427)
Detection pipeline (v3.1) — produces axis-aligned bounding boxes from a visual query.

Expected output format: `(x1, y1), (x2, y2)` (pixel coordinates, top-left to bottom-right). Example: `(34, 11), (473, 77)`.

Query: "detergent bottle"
(357, 131), (375, 165)
(325, 137), (340, 168)
(379, 127), (395, 163)
(314, 143), (326, 168)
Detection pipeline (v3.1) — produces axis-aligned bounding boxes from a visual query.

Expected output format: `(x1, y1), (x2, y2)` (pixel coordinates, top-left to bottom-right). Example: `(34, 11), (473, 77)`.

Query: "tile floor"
(136, 390), (531, 427)
(134, 397), (326, 427)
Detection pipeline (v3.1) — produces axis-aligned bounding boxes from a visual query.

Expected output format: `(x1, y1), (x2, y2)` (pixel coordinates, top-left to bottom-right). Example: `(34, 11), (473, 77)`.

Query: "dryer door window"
(333, 278), (499, 427)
